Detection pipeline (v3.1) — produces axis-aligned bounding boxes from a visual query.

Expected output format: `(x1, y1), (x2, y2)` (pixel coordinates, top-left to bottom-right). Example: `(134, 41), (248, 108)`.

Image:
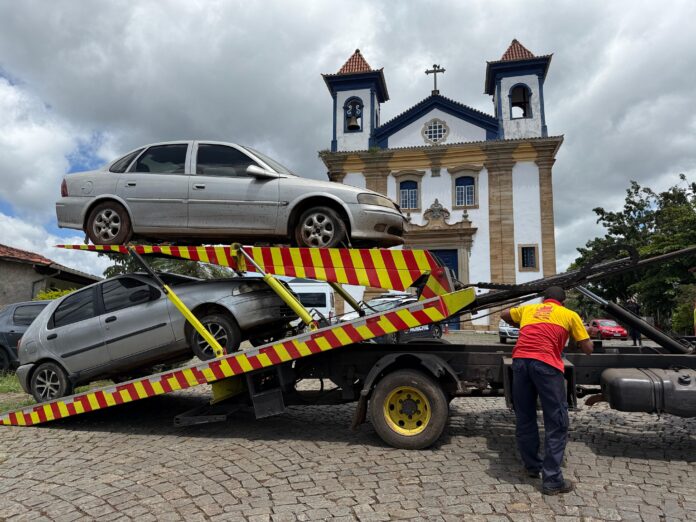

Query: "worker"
(501, 286), (594, 496)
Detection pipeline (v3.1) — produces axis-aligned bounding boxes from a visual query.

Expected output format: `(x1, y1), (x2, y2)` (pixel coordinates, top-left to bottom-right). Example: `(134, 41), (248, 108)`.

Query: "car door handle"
(193, 184), (206, 190)
(47, 333), (57, 340)
(126, 181), (137, 187)
(105, 316), (117, 323)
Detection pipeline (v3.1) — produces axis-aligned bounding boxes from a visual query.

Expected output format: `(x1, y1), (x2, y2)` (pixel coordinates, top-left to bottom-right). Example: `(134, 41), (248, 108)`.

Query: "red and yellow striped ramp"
(0, 288), (475, 427)
(56, 244), (453, 295)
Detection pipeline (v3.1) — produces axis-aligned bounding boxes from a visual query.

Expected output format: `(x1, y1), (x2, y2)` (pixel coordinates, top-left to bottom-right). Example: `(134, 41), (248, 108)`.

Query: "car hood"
(280, 176), (388, 201)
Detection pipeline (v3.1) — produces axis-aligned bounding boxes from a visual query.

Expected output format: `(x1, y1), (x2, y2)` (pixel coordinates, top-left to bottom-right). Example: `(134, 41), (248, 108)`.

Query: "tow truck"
(1, 242), (695, 450)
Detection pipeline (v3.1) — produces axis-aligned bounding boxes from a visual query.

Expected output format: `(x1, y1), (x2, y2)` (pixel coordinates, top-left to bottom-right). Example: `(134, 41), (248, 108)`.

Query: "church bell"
(347, 116), (360, 131)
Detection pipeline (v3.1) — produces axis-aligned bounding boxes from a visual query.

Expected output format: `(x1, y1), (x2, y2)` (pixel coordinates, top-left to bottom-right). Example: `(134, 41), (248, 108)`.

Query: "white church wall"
(387, 108), (487, 149)
(343, 172), (366, 189)
(336, 88), (371, 151)
(467, 168), (491, 326)
(500, 74), (542, 139)
(512, 161), (543, 283)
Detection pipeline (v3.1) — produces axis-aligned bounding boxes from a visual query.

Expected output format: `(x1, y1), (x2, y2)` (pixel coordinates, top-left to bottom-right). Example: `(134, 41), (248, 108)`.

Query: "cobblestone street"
(1, 387), (695, 521)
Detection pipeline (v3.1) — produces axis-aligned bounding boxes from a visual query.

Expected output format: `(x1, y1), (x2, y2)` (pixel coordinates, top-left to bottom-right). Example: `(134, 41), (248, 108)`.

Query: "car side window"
(196, 144), (260, 177)
(109, 148), (144, 173)
(130, 144), (188, 174)
(13, 305), (46, 326)
(52, 289), (96, 329)
(101, 278), (160, 313)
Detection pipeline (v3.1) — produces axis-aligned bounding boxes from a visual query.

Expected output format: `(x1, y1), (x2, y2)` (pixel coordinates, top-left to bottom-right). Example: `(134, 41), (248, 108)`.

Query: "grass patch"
(0, 372), (23, 393)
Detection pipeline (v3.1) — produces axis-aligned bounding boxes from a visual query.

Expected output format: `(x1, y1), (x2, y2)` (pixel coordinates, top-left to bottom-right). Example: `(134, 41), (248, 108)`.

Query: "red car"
(587, 318), (628, 340)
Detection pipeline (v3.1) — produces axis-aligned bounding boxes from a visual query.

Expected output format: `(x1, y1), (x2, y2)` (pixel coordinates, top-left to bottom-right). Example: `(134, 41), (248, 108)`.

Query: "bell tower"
(322, 49), (389, 152)
(485, 39), (552, 139)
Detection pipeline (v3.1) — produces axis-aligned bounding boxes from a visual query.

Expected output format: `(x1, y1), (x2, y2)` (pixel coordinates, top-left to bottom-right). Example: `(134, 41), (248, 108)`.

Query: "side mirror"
(246, 165), (278, 179)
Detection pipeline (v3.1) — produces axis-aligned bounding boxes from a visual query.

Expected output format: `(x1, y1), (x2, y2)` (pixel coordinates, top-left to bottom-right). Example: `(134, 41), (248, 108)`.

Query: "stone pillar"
(535, 156), (557, 277)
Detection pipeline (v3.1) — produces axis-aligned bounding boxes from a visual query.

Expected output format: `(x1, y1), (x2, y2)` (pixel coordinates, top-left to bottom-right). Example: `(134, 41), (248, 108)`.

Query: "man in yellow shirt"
(501, 286), (594, 495)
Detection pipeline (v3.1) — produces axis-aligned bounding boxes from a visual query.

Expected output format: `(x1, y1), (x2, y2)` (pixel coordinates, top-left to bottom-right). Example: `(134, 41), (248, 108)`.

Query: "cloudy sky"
(0, 0), (694, 277)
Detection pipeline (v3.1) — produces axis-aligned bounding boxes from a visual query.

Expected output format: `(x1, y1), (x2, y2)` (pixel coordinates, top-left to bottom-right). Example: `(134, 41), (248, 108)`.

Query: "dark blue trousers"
(512, 358), (569, 488)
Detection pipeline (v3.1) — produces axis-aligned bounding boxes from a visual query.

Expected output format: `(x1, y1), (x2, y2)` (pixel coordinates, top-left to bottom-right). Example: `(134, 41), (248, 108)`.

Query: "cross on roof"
(425, 64), (445, 94)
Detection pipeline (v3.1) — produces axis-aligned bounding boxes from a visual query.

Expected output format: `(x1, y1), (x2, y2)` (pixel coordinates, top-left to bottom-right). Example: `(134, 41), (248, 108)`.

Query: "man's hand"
(578, 339), (594, 355)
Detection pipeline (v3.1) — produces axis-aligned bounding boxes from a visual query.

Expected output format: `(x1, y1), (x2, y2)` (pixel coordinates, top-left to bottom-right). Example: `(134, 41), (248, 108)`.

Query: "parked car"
(16, 273), (297, 402)
(56, 141), (405, 248)
(587, 318), (628, 340)
(341, 295), (442, 343)
(0, 301), (49, 371)
(498, 319), (519, 344)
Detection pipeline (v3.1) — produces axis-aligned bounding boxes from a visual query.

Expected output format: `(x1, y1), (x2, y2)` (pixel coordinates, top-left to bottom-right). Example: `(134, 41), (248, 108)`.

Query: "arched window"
(343, 97), (364, 132)
(509, 84), (532, 119)
(455, 176), (476, 207)
(399, 180), (418, 210)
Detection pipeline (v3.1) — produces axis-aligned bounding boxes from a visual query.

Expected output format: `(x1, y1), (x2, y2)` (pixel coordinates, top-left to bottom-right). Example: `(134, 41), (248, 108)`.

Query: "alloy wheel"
(93, 208), (122, 242)
(34, 368), (62, 400)
(301, 212), (335, 247)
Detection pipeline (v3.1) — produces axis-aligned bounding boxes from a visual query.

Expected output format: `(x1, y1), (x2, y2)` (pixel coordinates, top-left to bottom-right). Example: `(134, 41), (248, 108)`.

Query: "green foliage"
(33, 288), (75, 301)
(671, 284), (696, 335)
(571, 174), (696, 325)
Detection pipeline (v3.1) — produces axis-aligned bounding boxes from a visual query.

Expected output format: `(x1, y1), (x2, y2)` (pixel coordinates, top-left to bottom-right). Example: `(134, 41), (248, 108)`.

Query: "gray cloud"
(0, 0), (694, 273)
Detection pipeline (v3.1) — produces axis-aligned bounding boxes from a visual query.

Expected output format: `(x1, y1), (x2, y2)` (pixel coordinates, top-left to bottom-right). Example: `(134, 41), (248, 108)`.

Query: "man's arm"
(569, 313), (593, 355)
(577, 338), (594, 355)
(501, 308), (519, 328)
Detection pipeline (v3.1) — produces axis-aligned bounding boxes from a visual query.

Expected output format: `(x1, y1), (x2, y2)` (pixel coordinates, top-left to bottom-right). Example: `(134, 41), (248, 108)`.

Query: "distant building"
(0, 243), (100, 305)
(319, 40), (562, 328)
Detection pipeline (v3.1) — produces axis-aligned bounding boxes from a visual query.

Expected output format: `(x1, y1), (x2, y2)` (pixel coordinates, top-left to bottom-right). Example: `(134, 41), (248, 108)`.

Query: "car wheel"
(499, 336), (507, 344)
(0, 347), (10, 373)
(369, 369), (448, 450)
(30, 362), (73, 402)
(432, 325), (443, 339)
(189, 313), (241, 361)
(294, 206), (347, 248)
(86, 201), (132, 245)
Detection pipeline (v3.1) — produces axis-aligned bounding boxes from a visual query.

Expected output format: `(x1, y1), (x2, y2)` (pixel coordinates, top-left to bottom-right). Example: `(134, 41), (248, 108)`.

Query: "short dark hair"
(543, 286), (566, 303)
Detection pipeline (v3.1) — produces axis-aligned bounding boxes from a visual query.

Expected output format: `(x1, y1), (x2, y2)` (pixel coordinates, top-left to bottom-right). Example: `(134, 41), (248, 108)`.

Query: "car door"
(45, 287), (109, 374)
(116, 143), (190, 229)
(187, 142), (279, 233)
(99, 277), (176, 364)
(8, 303), (46, 348)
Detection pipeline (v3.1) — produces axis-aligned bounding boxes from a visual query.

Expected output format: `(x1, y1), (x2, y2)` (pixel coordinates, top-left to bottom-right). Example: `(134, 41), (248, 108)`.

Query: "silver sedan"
(16, 273), (296, 402)
(56, 141), (405, 248)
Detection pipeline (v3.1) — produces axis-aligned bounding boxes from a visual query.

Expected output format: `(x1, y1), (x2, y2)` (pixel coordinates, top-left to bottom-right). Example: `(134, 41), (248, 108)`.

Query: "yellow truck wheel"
(370, 369), (448, 449)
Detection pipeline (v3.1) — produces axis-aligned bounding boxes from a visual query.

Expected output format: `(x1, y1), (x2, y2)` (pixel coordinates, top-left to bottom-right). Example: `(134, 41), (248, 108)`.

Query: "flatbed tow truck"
(1, 243), (695, 449)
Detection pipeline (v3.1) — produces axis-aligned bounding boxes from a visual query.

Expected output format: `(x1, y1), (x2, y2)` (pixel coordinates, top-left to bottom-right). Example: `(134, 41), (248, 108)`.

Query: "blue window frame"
(399, 180), (418, 210)
(455, 176), (476, 206)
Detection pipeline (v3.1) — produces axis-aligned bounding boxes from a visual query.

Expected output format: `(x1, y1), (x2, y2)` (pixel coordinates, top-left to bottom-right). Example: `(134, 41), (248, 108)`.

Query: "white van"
(287, 279), (335, 322)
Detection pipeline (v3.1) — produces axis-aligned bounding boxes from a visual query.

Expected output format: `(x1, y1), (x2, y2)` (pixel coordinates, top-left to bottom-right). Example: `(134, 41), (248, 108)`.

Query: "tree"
(33, 288), (75, 301)
(100, 248), (237, 279)
(571, 174), (696, 326)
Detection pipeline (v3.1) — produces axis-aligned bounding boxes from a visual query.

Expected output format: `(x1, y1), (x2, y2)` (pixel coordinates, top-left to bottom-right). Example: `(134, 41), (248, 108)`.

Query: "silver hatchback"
(56, 141), (405, 248)
(16, 273), (296, 402)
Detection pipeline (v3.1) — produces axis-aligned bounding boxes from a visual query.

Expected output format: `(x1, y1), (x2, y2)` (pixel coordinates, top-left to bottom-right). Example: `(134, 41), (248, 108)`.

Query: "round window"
(422, 118), (450, 144)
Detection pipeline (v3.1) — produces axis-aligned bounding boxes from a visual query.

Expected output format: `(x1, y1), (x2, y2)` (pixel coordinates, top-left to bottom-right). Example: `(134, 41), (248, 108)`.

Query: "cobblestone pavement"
(1, 388), (695, 521)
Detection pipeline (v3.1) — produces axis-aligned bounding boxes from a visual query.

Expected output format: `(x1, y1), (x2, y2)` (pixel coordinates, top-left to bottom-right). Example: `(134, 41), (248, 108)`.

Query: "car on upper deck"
(56, 141), (405, 248)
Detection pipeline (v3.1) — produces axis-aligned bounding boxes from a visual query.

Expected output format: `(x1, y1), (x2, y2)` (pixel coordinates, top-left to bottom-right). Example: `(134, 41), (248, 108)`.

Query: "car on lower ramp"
(15, 273), (297, 402)
(56, 141), (405, 248)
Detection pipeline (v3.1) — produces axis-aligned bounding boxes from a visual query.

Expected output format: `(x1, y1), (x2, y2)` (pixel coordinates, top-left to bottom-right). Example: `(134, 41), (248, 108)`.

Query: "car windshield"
(598, 320), (619, 327)
(242, 146), (296, 176)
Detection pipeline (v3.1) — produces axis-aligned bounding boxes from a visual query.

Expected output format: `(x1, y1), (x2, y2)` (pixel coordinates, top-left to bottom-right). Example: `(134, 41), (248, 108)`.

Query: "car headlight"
(358, 193), (397, 209)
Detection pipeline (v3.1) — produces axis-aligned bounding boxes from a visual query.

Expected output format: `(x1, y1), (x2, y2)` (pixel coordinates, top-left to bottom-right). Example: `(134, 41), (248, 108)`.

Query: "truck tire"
(369, 368), (448, 450)
(189, 313), (241, 360)
(30, 361), (73, 402)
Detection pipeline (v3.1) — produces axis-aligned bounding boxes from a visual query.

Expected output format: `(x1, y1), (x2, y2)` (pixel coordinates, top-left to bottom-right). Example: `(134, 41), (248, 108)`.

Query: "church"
(319, 40), (562, 329)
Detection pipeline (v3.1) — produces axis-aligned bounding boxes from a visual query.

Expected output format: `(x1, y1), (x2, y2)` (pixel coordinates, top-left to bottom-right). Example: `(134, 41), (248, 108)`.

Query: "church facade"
(319, 40), (562, 328)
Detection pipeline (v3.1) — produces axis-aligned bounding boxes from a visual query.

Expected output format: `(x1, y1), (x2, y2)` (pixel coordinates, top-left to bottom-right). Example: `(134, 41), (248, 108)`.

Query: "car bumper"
(56, 198), (89, 230)
(15, 364), (34, 394)
(348, 204), (405, 247)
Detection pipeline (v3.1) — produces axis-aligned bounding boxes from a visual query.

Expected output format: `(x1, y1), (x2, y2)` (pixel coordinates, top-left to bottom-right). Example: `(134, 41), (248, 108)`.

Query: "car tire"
(499, 336), (507, 344)
(432, 325), (443, 339)
(0, 347), (10, 373)
(294, 206), (347, 248)
(29, 361), (73, 402)
(189, 313), (241, 361)
(369, 369), (448, 450)
(86, 201), (132, 245)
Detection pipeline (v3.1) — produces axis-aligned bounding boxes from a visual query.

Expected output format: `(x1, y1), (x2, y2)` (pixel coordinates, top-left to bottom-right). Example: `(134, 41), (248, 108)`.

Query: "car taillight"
(61, 179), (68, 197)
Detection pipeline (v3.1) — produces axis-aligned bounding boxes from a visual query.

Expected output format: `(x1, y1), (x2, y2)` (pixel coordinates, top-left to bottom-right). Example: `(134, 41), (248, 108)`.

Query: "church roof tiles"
(337, 49), (375, 74)
(500, 39), (536, 61)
